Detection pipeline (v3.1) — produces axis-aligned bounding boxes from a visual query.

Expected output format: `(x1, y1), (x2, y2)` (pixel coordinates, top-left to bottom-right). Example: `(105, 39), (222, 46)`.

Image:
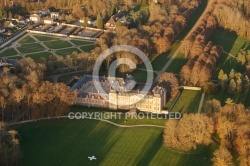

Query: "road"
(7, 116), (165, 128)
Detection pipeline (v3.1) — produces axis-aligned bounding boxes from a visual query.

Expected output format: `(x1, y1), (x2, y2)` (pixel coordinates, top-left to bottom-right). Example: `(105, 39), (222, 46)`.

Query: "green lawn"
(10, 118), (215, 166)
(70, 106), (168, 126)
(33, 35), (60, 41)
(55, 48), (82, 56)
(18, 35), (36, 44)
(165, 53), (188, 74)
(210, 30), (250, 55)
(171, 90), (202, 113)
(151, 42), (181, 71)
(131, 70), (156, 83)
(0, 48), (18, 57)
(80, 44), (94, 52)
(209, 30), (250, 79)
(26, 52), (53, 61)
(44, 40), (73, 49)
(70, 40), (95, 46)
(17, 43), (45, 54)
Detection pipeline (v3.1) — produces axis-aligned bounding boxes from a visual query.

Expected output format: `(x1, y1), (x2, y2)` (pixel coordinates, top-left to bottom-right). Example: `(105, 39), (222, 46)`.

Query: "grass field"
(55, 48), (82, 56)
(18, 36), (36, 44)
(0, 48), (18, 57)
(80, 45), (95, 52)
(26, 52), (53, 61)
(171, 90), (201, 113)
(44, 40), (73, 49)
(17, 43), (45, 54)
(33, 35), (59, 41)
(8, 56), (23, 60)
(209, 30), (250, 79)
(10, 118), (215, 166)
(70, 40), (94, 46)
(70, 106), (168, 126)
(151, 42), (181, 71)
(165, 53), (188, 74)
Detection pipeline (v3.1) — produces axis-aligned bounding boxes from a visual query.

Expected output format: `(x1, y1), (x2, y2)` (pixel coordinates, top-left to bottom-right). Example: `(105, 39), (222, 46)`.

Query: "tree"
(225, 98), (235, 106)
(243, 75), (250, 90)
(72, 5), (85, 19)
(229, 69), (235, 80)
(96, 14), (103, 29)
(236, 77), (242, 93)
(116, 20), (122, 27)
(212, 146), (234, 166)
(164, 114), (214, 152)
(158, 72), (179, 98)
(227, 79), (237, 94)
(0, 8), (7, 19)
(0, 127), (22, 165)
(153, 37), (171, 54)
(203, 82), (216, 95)
(237, 52), (247, 66)
(83, 17), (88, 27)
(218, 69), (225, 81)
(8, 11), (12, 20)
(141, 0), (148, 7)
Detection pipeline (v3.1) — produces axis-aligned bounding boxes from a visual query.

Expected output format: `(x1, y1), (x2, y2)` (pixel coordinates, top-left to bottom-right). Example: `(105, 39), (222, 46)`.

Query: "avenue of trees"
(0, 58), (77, 122)
(180, 42), (223, 86)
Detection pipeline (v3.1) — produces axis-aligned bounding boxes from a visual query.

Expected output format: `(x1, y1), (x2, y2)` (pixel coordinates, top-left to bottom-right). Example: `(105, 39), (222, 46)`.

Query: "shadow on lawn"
(137, 132), (163, 166)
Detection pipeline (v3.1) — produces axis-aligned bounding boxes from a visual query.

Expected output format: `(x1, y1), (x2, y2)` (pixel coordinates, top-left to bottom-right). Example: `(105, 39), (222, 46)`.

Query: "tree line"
(212, 0), (250, 38)
(180, 42), (223, 86)
(0, 58), (77, 122)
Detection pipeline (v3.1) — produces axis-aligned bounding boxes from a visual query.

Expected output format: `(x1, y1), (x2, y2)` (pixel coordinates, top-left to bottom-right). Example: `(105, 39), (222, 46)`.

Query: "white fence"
(180, 86), (201, 91)
(27, 30), (98, 41)
(27, 30), (67, 37)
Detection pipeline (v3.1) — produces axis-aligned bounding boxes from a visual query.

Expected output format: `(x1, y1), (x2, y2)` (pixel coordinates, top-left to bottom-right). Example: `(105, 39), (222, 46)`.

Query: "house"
(79, 17), (96, 26)
(44, 18), (54, 24)
(105, 11), (127, 29)
(50, 12), (60, 20)
(30, 14), (40, 23)
(39, 9), (50, 16)
(71, 75), (167, 113)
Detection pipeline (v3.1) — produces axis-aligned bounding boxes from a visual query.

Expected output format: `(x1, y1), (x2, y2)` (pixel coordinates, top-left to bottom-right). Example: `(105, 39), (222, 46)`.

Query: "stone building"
(71, 75), (167, 113)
